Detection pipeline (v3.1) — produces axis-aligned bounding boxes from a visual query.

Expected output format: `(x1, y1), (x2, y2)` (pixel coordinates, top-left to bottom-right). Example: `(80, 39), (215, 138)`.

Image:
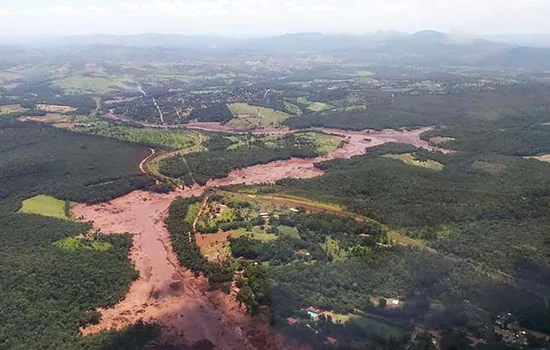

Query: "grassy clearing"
(525, 154), (550, 163)
(54, 76), (131, 94)
(185, 202), (203, 225)
(352, 315), (404, 337)
(429, 136), (455, 145)
(255, 193), (345, 213)
(388, 230), (426, 248)
(233, 227), (278, 242)
(75, 123), (194, 150)
(54, 237), (113, 252)
(471, 161), (507, 174)
(228, 102), (291, 129)
(18, 195), (70, 220)
(0, 104), (25, 115)
(322, 237), (347, 260)
(295, 131), (342, 154)
(283, 101), (303, 115)
(383, 153), (444, 171)
(22, 113), (75, 126)
(36, 104), (77, 113)
(278, 225), (300, 238)
(296, 97), (333, 112)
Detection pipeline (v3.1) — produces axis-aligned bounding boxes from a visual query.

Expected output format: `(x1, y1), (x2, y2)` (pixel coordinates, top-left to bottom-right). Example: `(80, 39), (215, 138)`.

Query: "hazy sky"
(2, 0), (550, 37)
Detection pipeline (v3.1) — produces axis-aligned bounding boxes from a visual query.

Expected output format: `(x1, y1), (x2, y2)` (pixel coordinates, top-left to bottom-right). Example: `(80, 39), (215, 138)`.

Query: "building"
(326, 337), (338, 345)
(287, 317), (299, 325)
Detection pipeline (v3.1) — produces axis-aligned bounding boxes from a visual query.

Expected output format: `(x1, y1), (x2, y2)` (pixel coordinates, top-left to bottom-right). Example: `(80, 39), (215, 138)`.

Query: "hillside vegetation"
(0, 120), (158, 349)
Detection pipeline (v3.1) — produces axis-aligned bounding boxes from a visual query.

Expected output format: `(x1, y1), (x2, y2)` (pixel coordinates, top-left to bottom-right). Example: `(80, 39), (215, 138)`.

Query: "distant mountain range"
(2, 31), (550, 68)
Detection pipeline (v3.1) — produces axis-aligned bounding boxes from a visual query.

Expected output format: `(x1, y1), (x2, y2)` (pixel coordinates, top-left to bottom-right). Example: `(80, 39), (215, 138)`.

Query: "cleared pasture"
(18, 195), (70, 220)
(296, 97), (333, 112)
(37, 104), (77, 113)
(228, 102), (290, 129)
(383, 153), (444, 171)
(0, 104), (25, 115)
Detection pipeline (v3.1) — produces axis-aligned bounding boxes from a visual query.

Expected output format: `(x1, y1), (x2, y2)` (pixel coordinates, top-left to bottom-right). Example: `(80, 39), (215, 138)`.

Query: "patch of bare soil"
(196, 231), (232, 261)
(526, 154), (550, 163)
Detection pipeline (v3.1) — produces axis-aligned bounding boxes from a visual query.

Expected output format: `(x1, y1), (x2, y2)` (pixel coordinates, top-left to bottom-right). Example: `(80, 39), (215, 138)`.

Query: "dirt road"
(139, 148), (156, 174)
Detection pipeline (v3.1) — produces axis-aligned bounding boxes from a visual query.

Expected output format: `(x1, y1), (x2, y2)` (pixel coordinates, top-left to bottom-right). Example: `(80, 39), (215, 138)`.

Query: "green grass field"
(322, 237), (348, 261)
(185, 202), (203, 225)
(278, 225), (300, 238)
(352, 315), (405, 337)
(383, 153), (444, 171)
(295, 132), (342, 154)
(228, 103), (291, 129)
(296, 97), (333, 112)
(0, 104), (25, 115)
(233, 227), (278, 241)
(54, 237), (113, 252)
(18, 195), (70, 220)
(283, 101), (303, 115)
(54, 75), (131, 94)
(76, 123), (194, 150)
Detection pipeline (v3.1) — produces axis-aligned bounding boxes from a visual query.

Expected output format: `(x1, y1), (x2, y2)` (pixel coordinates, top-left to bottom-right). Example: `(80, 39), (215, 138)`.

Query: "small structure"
(290, 208), (299, 213)
(287, 317), (299, 325)
(326, 337), (338, 345)
(307, 311), (319, 320)
(305, 306), (321, 321)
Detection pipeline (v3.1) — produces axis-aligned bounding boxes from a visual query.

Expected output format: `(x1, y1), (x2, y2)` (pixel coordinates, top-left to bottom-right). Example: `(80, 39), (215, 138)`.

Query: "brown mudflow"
(74, 126), (442, 349)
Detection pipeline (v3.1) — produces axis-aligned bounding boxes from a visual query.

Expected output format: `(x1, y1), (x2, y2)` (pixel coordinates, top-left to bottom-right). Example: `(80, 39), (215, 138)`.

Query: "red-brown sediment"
(74, 126), (442, 348)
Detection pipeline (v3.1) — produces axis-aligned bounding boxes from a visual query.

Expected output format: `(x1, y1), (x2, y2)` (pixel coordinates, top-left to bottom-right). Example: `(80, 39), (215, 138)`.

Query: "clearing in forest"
(75, 122), (195, 150)
(525, 154), (550, 163)
(54, 75), (131, 94)
(228, 102), (291, 129)
(383, 153), (444, 171)
(36, 104), (78, 113)
(0, 104), (25, 115)
(18, 195), (70, 220)
(19, 113), (77, 128)
(296, 97), (333, 112)
(429, 136), (455, 145)
(294, 131), (343, 154)
(471, 161), (507, 174)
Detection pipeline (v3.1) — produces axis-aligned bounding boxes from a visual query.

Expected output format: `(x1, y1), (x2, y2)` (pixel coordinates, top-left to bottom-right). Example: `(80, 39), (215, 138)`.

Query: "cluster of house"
(286, 306), (338, 346)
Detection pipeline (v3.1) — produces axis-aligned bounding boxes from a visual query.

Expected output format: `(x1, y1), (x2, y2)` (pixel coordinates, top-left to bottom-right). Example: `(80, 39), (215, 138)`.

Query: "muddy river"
(73, 126), (442, 349)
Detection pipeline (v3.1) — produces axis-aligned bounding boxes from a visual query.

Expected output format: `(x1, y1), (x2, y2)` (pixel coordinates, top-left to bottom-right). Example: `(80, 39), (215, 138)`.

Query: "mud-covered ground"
(73, 126), (441, 349)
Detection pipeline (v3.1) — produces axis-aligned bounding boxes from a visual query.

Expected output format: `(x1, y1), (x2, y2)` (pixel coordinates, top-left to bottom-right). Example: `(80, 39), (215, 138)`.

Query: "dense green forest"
(0, 214), (144, 349)
(189, 103), (234, 122)
(257, 142), (550, 344)
(285, 87), (550, 133)
(0, 120), (159, 349)
(159, 134), (319, 185)
(165, 197), (234, 285)
(0, 119), (153, 209)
